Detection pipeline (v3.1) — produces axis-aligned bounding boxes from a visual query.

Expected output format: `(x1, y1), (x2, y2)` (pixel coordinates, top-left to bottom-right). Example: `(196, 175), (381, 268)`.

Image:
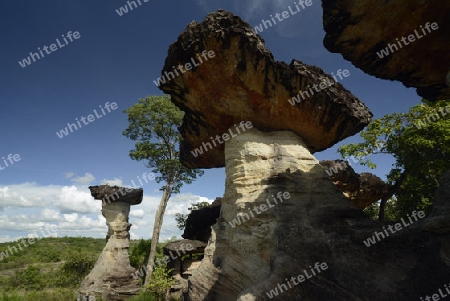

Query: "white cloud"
(63, 213), (78, 222)
(0, 235), (12, 243)
(100, 178), (123, 186)
(130, 209), (145, 218)
(56, 186), (98, 214)
(0, 181), (213, 242)
(0, 182), (59, 208)
(70, 173), (95, 186)
(130, 231), (138, 240)
(65, 172), (74, 178)
(40, 209), (62, 222)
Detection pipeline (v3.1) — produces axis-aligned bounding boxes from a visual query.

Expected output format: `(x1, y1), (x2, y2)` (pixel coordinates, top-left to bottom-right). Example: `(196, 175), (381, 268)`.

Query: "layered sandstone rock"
(164, 239), (207, 301)
(322, 0), (450, 100)
(320, 160), (390, 209)
(78, 185), (143, 301)
(188, 129), (450, 300)
(156, 9), (449, 301)
(160, 9), (372, 168)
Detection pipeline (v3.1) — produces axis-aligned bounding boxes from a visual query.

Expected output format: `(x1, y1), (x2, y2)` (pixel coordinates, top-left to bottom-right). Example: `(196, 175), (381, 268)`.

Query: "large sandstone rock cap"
(159, 10), (373, 168)
(322, 0), (450, 100)
(89, 185), (143, 205)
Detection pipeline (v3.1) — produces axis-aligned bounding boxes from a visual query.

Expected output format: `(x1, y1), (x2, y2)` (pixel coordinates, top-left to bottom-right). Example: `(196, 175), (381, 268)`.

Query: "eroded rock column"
(188, 128), (368, 300)
(79, 185), (143, 301)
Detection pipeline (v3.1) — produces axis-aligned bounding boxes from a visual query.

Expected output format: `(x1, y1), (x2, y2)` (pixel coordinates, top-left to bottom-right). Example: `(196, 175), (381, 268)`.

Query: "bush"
(54, 252), (96, 287)
(145, 266), (175, 301)
(129, 239), (152, 269)
(6, 265), (44, 291)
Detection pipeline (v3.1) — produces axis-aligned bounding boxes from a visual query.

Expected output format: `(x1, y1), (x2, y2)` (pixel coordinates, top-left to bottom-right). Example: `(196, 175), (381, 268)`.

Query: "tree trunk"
(378, 171), (408, 221)
(378, 197), (388, 221)
(143, 183), (172, 287)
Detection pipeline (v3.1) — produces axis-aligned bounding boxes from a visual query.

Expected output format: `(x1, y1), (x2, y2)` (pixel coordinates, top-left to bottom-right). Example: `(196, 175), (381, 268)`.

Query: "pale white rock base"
(187, 128), (367, 300)
(79, 202), (140, 300)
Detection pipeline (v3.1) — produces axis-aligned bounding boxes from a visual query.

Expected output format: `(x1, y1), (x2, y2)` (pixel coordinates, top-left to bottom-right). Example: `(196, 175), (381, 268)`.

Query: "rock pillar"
(188, 128), (367, 300)
(79, 185), (143, 301)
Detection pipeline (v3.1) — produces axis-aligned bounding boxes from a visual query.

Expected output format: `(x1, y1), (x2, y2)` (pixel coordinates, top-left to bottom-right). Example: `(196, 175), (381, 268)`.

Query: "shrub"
(145, 266), (175, 301)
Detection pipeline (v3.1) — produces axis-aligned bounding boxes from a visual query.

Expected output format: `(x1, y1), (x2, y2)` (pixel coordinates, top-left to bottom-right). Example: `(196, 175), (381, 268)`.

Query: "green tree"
(175, 201), (211, 230)
(129, 239), (152, 269)
(123, 95), (204, 287)
(145, 266), (175, 300)
(339, 99), (449, 220)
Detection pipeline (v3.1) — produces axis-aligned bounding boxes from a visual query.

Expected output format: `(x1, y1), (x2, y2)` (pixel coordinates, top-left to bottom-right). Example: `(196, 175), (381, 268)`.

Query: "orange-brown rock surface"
(156, 9), (450, 301)
(322, 0), (450, 100)
(320, 160), (390, 209)
(159, 10), (372, 168)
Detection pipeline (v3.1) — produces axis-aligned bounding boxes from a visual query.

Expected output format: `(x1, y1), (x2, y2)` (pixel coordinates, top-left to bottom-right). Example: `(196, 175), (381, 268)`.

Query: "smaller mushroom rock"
(78, 185), (143, 300)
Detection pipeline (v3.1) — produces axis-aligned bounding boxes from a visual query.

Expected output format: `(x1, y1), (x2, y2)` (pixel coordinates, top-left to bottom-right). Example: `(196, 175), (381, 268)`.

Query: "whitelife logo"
(324, 140), (386, 177)
(376, 22), (439, 59)
(153, 50), (216, 87)
(190, 121), (253, 158)
(362, 210), (426, 247)
(253, 0), (313, 34)
(288, 69), (350, 105)
(420, 282), (450, 301)
(414, 104), (450, 129)
(115, 0), (149, 16)
(266, 262), (328, 299)
(0, 225), (58, 261)
(101, 172), (155, 206)
(0, 153), (21, 171)
(228, 192), (290, 228)
(131, 242), (193, 280)
(18, 31), (81, 68)
(55, 102), (118, 139)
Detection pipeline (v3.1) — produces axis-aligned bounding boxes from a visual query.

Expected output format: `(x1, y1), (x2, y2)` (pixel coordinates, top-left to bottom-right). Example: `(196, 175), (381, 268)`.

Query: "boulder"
(320, 160), (390, 209)
(182, 197), (222, 242)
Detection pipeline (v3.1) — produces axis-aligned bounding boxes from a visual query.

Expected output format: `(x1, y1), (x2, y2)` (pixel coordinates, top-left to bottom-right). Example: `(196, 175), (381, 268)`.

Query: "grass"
(0, 236), (175, 300)
(0, 289), (77, 301)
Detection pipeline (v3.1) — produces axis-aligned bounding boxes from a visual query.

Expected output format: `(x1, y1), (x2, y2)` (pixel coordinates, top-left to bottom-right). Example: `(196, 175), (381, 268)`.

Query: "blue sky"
(0, 0), (421, 243)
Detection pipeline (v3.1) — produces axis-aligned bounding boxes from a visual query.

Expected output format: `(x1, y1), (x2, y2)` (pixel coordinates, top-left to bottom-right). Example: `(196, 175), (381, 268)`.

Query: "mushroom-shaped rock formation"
(322, 0), (450, 100)
(160, 9), (372, 168)
(158, 10), (450, 301)
(78, 185), (143, 301)
(320, 160), (390, 209)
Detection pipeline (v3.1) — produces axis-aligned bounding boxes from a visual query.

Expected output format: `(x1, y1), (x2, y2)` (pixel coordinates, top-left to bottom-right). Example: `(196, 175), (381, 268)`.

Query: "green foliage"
(123, 95), (204, 284)
(145, 266), (175, 300)
(55, 252), (96, 286)
(0, 237), (104, 296)
(0, 289), (76, 301)
(175, 201), (211, 230)
(123, 94), (204, 194)
(129, 239), (152, 269)
(363, 198), (399, 221)
(6, 265), (43, 290)
(339, 100), (450, 219)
